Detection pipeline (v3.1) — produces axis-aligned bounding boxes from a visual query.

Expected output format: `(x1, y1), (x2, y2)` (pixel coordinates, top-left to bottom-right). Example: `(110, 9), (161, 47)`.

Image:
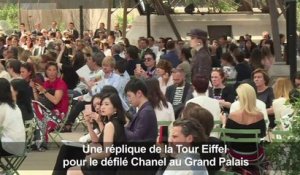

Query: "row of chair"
(0, 119), (36, 175)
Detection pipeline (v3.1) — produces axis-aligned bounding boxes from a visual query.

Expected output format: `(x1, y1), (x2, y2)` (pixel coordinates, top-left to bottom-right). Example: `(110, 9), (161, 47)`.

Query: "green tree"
(0, 3), (18, 29)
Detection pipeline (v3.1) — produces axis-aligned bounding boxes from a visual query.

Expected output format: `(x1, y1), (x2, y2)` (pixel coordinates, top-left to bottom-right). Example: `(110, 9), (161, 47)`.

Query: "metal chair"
(32, 100), (67, 147)
(0, 119), (36, 175)
(72, 112), (87, 132)
(219, 128), (266, 174)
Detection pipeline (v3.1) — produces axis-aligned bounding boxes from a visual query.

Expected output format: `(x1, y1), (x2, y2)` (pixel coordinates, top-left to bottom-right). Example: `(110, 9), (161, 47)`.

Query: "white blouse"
(0, 104), (25, 156)
(155, 102), (175, 122)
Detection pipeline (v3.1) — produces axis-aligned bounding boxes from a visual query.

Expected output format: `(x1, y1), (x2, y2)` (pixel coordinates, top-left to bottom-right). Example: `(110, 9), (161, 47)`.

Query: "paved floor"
(18, 129), (85, 175)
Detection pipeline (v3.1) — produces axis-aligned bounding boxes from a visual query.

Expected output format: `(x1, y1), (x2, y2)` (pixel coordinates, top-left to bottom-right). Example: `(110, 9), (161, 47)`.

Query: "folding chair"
(211, 120), (223, 138)
(72, 112), (88, 132)
(157, 120), (173, 127)
(32, 100), (65, 147)
(0, 119), (36, 175)
(271, 130), (291, 142)
(219, 128), (266, 174)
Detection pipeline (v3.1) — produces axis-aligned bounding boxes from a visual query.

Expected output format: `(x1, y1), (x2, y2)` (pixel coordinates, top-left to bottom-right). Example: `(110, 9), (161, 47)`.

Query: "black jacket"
(191, 47), (211, 79)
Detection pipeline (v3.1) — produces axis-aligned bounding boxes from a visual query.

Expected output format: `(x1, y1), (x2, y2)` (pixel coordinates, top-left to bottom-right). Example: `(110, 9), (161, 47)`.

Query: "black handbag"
(38, 89), (55, 110)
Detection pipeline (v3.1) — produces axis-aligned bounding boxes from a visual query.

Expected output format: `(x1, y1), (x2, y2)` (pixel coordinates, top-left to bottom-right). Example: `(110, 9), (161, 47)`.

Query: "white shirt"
(186, 95), (221, 121)
(158, 76), (174, 95)
(150, 45), (159, 56)
(104, 49), (112, 57)
(272, 97), (293, 120)
(0, 70), (11, 81)
(155, 102), (175, 122)
(0, 104), (25, 156)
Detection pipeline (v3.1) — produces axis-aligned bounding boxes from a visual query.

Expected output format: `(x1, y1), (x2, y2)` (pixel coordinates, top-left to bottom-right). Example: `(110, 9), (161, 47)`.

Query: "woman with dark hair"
(33, 61), (69, 135)
(67, 93), (127, 175)
(145, 78), (175, 121)
(252, 68), (275, 128)
(178, 47), (192, 84)
(260, 39), (274, 55)
(20, 62), (40, 99)
(24, 36), (35, 53)
(209, 69), (235, 115)
(234, 51), (252, 83)
(0, 78), (25, 156)
(53, 86), (122, 175)
(156, 59), (174, 95)
(261, 46), (274, 71)
(56, 44), (86, 90)
(53, 94), (101, 175)
(243, 39), (257, 59)
(157, 37), (167, 61)
(249, 48), (264, 72)
(220, 52), (237, 85)
(209, 39), (220, 68)
(134, 52), (156, 79)
(20, 62), (36, 81)
(125, 46), (140, 76)
(11, 79), (34, 122)
(34, 61), (69, 115)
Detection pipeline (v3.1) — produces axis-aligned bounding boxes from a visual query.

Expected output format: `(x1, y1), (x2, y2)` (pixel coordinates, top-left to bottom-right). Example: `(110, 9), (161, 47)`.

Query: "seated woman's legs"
(53, 145), (85, 175)
(62, 101), (89, 132)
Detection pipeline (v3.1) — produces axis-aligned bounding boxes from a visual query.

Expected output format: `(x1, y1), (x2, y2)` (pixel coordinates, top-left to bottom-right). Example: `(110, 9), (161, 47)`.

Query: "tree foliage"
(266, 97), (300, 174)
(0, 3), (18, 29)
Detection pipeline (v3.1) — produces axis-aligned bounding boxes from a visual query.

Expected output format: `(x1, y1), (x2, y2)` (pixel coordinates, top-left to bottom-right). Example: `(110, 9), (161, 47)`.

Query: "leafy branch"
(0, 3), (18, 29)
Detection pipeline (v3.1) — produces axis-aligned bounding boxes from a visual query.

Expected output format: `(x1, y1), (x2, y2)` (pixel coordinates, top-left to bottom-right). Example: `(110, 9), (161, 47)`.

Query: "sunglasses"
(212, 67), (222, 71)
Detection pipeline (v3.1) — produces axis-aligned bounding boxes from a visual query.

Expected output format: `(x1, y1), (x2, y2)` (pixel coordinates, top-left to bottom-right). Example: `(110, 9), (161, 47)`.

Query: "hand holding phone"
(136, 64), (141, 72)
(85, 104), (92, 115)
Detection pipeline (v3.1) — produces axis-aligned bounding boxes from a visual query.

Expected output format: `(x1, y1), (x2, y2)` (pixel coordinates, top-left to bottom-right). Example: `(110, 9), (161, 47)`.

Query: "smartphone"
(32, 77), (43, 85)
(136, 64), (141, 71)
(85, 104), (92, 114)
(159, 126), (169, 144)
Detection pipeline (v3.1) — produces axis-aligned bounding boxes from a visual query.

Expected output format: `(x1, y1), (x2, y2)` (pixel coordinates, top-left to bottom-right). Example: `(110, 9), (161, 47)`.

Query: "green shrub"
(0, 3), (18, 29)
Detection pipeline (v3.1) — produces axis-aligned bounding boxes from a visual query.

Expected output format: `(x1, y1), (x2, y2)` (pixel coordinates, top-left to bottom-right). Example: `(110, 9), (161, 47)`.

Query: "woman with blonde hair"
(225, 83), (266, 166)
(272, 77), (293, 120)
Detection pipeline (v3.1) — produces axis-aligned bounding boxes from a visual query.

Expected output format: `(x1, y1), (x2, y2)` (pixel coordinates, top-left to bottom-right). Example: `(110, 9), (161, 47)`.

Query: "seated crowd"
(0, 21), (296, 175)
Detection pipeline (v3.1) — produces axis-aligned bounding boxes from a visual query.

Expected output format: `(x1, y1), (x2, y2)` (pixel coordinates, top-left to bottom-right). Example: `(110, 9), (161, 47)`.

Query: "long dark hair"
(91, 85), (120, 112)
(21, 62), (36, 80)
(145, 78), (168, 110)
(0, 78), (15, 109)
(181, 47), (191, 63)
(101, 93), (126, 125)
(11, 79), (33, 114)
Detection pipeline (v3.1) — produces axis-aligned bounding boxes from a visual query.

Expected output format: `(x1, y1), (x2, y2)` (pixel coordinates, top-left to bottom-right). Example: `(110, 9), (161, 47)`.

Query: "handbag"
(38, 89), (55, 110)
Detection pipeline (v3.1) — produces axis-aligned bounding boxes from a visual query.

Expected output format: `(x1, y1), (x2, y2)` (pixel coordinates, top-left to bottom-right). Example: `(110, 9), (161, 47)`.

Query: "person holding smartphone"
(33, 62), (69, 135)
(53, 86), (121, 175)
(134, 52), (156, 79)
(67, 93), (127, 175)
(209, 68), (235, 115)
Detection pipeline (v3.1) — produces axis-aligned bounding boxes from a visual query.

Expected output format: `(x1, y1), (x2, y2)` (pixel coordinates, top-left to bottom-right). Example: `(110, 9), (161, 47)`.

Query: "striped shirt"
(172, 86), (184, 105)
